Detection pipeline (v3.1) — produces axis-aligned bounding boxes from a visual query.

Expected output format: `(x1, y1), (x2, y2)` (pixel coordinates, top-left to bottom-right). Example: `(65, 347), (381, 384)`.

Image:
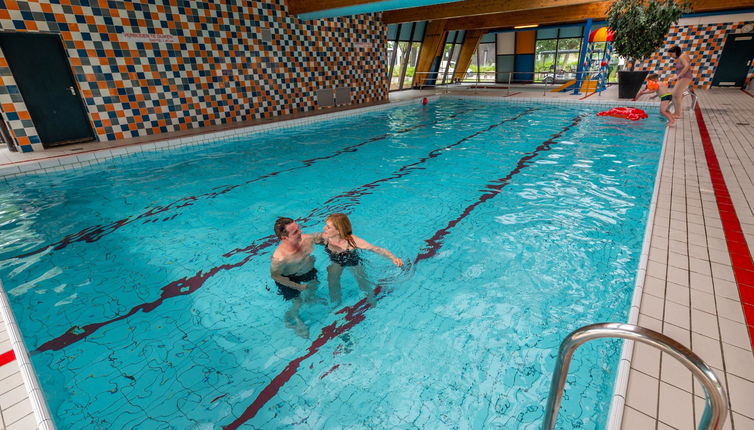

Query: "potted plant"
(608, 0), (691, 98)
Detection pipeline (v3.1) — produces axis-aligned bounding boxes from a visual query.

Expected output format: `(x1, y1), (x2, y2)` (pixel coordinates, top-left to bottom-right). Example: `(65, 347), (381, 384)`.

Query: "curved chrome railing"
(542, 323), (728, 430)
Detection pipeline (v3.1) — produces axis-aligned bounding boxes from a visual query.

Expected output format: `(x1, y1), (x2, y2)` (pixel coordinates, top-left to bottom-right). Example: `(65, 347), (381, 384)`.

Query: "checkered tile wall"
(638, 21), (754, 89)
(0, 0), (388, 152)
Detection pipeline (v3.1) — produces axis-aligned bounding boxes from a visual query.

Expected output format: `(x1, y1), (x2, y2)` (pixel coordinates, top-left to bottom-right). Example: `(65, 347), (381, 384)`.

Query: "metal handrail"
(543, 323), (728, 430)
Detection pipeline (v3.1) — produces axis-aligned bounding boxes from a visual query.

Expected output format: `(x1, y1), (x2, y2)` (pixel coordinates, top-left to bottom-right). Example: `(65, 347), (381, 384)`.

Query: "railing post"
(542, 323), (728, 430)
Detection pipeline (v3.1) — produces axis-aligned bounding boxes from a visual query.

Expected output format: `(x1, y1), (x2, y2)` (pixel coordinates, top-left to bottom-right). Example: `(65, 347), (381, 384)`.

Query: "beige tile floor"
(1, 85), (752, 429)
(622, 88), (754, 430)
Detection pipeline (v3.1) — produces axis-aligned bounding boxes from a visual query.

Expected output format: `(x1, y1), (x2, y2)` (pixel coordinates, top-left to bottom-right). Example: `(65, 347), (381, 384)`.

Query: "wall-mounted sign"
(120, 32), (178, 44)
(354, 42), (372, 49)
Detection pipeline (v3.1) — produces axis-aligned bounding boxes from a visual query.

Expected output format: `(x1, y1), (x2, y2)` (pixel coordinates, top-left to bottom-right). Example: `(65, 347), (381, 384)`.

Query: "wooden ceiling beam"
(385, 0), (754, 25)
(442, 0), (754, 31)
(383, 0), (600, 24)
(444, 3), (609, 30)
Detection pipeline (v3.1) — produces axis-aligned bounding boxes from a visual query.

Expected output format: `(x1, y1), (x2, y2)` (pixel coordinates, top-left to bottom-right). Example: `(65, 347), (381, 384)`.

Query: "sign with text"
(120, 32), (178, 44)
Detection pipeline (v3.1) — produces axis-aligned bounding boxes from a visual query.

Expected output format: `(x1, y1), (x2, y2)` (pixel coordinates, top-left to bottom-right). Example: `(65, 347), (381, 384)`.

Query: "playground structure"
(551, 26), (614, 94)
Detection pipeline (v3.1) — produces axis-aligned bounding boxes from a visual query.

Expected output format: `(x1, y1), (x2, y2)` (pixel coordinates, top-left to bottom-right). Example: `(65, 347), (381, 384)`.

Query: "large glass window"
(386, 22), (426, 91)
(467, 38), (496, 83)
(534, 26), (583, 84)
(439, 31), (465, 84)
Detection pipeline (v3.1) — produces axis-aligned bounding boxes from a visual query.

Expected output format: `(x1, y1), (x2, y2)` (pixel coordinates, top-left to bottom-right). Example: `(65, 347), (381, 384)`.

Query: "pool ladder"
(542, 323), (728, 430)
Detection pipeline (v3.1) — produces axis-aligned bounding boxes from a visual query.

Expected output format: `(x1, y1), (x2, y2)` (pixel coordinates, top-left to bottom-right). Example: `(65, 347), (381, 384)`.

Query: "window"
(467, 33), (496, 83)
(439, 31), (465, 84)
(386, 22), (426, 91)
(534, 26), (583, 84)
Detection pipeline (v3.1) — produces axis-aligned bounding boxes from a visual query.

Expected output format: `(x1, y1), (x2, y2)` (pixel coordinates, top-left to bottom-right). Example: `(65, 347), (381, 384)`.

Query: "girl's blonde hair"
(327, 213), (357, 248)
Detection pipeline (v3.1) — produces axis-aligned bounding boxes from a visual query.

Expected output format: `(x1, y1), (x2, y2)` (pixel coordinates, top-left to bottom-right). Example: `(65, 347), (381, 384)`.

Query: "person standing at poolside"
(668, 45), (694, 119)
(322, 213), (403, 307)
(270, 217), (324, 338)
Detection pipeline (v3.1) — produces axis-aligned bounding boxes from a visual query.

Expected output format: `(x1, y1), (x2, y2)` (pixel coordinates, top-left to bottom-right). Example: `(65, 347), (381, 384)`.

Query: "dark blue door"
(0, 32), (95, 147)
(711, 33), (754, 88)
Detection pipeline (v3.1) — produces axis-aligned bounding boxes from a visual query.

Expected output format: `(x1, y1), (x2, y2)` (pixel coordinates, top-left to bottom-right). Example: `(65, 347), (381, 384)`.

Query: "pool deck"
(1, 84), (753, 429)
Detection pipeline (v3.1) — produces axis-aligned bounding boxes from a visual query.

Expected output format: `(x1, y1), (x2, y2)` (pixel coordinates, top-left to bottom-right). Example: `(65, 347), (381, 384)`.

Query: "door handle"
(67, 86), (76, 95)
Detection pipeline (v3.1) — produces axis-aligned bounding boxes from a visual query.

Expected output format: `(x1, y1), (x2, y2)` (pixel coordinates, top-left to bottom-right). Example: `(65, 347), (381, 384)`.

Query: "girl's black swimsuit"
(325, 246), (360, 267)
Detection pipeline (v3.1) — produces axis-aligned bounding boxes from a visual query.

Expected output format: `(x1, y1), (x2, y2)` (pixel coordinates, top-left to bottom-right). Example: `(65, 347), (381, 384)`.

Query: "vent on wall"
(316, 88), (335, 107)
(335, 87), (351, 106)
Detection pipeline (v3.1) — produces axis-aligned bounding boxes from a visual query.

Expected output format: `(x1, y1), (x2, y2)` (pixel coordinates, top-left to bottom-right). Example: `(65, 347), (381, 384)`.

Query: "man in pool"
(270, 217), (324, 338)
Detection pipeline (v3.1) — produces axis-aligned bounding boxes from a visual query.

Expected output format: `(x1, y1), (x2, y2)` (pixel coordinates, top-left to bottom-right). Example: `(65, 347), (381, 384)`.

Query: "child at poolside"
(634, 74), (676, 127)
(322, 213), (403, 307)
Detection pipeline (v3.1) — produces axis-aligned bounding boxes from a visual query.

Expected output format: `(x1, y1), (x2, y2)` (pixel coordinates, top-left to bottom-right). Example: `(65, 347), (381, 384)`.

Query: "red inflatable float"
(597, 107), (648, 121)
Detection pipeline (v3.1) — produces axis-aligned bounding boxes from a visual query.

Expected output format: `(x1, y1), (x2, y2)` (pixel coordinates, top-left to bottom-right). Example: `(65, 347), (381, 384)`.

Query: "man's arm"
(270, 257), (307, 290)
(305, 232), (326, 245)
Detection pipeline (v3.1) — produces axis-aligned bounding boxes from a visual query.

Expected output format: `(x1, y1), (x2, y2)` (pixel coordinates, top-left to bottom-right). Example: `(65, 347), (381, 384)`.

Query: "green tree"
(608, 0), (691, 70)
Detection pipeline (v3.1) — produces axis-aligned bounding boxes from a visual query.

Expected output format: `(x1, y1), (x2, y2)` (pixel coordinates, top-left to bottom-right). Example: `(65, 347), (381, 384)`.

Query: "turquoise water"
(0, 98), (665, 429)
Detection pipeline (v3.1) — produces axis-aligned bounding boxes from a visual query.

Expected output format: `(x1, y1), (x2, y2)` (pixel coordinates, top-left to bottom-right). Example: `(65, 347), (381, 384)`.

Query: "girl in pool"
(322, 213), (403, 307)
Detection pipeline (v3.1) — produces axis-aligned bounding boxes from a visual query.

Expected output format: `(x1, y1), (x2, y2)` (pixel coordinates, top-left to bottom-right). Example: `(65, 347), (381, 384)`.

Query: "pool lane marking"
(10, 107), (477, 260)
(221, 113), (587, 430)
(0, 349), (16, 367)
(225, 107), (536, 257)
(694, 103), (754, 348)
(36, 107), (541, 353)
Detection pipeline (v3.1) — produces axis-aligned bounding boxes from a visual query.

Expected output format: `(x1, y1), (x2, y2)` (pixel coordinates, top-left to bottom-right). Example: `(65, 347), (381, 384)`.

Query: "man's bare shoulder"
(271, 245), (287, 261)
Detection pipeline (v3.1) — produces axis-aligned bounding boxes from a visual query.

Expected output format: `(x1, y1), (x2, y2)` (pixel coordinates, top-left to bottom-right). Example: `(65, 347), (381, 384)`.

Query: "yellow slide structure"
(550, 79), (577, 92)
(580, 79), (598, 93)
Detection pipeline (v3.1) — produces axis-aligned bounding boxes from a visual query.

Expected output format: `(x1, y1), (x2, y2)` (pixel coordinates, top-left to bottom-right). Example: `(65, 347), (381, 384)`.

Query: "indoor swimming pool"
(0, 98), (666, 429)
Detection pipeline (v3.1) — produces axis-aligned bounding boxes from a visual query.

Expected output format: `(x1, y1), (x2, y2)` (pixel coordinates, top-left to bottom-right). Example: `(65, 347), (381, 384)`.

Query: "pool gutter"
(0, 279), (56, 430)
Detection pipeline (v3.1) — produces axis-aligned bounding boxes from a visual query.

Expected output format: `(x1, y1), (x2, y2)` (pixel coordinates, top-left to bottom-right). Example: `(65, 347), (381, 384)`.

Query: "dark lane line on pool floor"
(35, 107), (539, 354)
(222, 113), (586, 430)
(9, 107), (481, 261)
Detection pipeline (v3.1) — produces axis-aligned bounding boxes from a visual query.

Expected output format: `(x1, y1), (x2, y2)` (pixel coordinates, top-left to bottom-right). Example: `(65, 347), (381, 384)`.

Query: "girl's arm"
(353, 235), (404, 266)
(633, 87), (650, 100)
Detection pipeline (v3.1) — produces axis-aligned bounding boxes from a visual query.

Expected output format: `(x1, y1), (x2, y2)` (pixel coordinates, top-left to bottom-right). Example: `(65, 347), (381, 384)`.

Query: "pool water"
(0, 98), (666, 429)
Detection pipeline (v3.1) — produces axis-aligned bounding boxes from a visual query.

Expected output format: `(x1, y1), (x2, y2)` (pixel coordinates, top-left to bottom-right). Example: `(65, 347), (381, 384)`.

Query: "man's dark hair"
(667, 45), (681, 56)
(274, 217), (294, 239)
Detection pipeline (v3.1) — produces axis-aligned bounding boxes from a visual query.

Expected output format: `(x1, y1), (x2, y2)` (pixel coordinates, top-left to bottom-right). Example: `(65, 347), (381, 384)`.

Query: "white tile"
(6, 411), (37, 430)
(714, 279), (741, 301)
(718, 318), (751, 350)
(2, 397), (33, 426)
(632, 341), (661, 378)
(691, 308), (720, 339)
(716, 297), (745, 324)
(658, 381), (694, 430)
(0, 379), (26, 409)
(663, 322), (691, 349)
(621, 405), (656, 430)
(641, 293), (665, 320)
(665, 301), (691, 330)
(722, 342), (754, 382)
(727, 374), (754, 418)
(644, 275), (666, 299)
(690, 288), (715, 314)
(660, 351), (693, 392)
(732, 412), (754, 430)
(690, 272), (714, 293)
(666, 282), (690, 307)
(626, 369), (659, 418)
(689, 333), (724, 371)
